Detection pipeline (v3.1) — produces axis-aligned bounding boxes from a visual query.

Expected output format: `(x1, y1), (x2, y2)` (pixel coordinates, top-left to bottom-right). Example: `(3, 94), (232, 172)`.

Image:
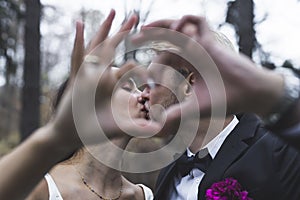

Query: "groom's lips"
(141, 103), (150, 120)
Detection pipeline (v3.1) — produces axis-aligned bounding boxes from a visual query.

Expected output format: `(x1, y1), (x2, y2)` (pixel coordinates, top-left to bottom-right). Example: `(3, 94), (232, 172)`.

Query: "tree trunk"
(237, 0), (255, 58)
(226, 0), (255, 58)
(21, 0), (41, 140)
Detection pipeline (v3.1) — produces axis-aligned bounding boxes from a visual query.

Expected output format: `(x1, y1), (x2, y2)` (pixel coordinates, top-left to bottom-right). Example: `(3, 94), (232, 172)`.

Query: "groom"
(136, 25), (300, 199)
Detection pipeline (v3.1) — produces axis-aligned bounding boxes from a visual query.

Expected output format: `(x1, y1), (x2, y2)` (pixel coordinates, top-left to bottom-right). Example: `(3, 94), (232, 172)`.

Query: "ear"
(183, 72), (195, 96)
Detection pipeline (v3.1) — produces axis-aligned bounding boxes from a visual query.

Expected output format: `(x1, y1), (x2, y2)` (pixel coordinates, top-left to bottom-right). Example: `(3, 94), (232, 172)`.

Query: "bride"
(27, 10), (153, 200)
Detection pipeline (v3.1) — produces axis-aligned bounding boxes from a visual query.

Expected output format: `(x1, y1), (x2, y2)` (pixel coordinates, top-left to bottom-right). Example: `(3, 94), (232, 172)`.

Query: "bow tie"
(175, 148), (213, 177)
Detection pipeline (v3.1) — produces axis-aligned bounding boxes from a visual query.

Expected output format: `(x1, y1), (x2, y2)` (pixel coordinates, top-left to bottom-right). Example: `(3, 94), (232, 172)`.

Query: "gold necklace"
(76, 168), (123, 200)
(81, 176), (123, 200)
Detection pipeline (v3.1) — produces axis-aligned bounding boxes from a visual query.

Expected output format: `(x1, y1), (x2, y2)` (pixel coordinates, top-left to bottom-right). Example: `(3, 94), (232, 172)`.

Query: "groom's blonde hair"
(149, 30), (235, 53)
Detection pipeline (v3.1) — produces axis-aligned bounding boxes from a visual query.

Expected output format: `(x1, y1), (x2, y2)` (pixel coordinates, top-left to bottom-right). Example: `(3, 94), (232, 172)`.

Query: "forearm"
(0, 125), (74, 199)
(206, 43), (300, 128)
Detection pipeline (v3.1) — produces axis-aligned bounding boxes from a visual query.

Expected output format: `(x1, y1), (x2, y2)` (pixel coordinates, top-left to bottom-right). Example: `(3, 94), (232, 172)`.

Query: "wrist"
(33, 124), (80, 161)
(260, 68), (300, 129)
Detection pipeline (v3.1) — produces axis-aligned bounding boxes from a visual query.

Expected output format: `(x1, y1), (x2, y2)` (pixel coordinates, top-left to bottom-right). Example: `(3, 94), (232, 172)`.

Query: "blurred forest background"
(1, 0), (300, 155)
(0, 0), (300, 189)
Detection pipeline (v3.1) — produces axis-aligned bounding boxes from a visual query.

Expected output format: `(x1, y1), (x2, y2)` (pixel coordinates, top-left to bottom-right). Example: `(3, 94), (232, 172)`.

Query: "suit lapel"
(155, 151), (191, 199)
(198, 114), (261, 199)
(154, 161), (178, 199)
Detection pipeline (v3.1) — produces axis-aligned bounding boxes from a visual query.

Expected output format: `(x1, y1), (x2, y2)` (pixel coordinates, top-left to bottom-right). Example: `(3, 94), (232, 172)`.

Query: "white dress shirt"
(170, 116), (239, 200)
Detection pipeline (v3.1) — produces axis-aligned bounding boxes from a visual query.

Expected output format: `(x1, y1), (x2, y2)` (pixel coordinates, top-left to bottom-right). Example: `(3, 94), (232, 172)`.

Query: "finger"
(116, 61), (149, 89)
(118, 14), (138, 33)
(130, 29), (149, 45)
(172, 15), (200, 31)
(152, 100), (200, 138)
(109, 14), (138, 48)
(99, 58), (139, 92)
(87, 9), (116, 53)
(142, 19), (175, 29)
(131, 19), (175, 45)
(115, 61), (138, 80)
(173, 15), (211, 37)
(131, 27), (182, 46)
(116, 61), (147, 79)
(166, 100), (199, 120)
(97, 104), (162, 139)
(122, 118), (162, 138)
(155, 104), (182, 137)
(71, 21), (85, 78)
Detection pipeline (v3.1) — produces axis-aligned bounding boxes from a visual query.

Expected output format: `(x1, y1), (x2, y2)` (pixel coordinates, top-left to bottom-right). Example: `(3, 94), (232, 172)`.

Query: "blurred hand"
(132, 15), (284, 122)
(48, 10), (162, 151)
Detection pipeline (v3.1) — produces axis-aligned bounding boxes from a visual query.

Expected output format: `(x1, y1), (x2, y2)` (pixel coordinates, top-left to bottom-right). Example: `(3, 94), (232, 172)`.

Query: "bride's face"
(112, 69), (149, 120)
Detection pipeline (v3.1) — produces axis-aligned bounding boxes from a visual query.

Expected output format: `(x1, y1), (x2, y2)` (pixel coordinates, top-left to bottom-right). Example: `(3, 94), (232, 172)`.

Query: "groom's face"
(141, 52), (189, 121)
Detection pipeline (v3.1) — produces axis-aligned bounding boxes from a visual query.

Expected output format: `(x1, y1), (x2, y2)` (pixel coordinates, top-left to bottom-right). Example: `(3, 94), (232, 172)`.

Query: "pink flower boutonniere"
(206, 178), (252, 200)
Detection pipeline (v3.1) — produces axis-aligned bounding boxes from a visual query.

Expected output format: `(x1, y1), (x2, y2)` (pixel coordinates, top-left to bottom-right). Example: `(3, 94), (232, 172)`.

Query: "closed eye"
(121, 78), (137, 92)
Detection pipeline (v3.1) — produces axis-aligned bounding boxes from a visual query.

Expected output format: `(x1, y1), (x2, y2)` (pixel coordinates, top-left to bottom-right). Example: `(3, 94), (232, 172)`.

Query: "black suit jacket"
(154, 114), (300, 200)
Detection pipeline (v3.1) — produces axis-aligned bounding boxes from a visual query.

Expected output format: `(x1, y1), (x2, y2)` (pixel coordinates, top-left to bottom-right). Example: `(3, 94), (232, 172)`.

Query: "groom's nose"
(138, 87), (150, 104)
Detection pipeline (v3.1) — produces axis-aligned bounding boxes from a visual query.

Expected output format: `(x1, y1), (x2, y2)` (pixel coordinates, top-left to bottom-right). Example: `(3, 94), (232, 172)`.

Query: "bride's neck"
(74, 137), (130, 188)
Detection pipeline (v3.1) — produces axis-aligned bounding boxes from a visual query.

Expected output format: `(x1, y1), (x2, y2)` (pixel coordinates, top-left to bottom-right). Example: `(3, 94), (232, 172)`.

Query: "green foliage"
(0, 131), (20, 157)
